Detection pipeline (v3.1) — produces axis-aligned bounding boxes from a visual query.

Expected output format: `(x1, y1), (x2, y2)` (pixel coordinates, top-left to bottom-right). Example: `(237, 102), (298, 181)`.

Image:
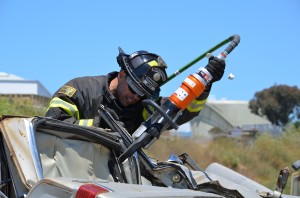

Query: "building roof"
(0, 72), (24, 80)
(207, 100), (270, 126)
(0, 72), (52, 98)
(189, 99), (272, 136)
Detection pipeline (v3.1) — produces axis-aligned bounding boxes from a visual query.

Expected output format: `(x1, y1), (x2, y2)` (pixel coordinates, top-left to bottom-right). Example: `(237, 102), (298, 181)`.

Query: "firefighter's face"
(116, 71), (142, 107)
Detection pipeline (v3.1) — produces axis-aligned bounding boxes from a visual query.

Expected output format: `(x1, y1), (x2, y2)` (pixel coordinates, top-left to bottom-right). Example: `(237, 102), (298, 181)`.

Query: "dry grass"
(145, 129), (300, 194)
(1, 96), (299, 194)
(0, 97), (47, 117)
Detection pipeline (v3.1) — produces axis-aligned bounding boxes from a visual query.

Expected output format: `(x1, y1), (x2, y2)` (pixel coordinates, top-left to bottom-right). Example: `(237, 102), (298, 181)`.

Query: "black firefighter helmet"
(117, 47), (168, 99)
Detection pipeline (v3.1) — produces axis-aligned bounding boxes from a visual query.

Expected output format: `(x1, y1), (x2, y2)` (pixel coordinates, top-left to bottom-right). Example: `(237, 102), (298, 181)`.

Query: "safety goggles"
(126, 76), (145, 97)
(127, 81), (138, 95)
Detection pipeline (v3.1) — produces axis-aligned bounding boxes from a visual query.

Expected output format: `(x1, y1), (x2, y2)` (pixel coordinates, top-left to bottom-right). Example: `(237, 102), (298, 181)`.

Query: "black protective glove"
(205, 56), (226, 83)
(93, 116), (101, 127)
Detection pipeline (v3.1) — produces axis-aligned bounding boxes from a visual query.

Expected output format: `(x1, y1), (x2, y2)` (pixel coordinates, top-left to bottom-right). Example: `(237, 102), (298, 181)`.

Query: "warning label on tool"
(184, 78), (196, 87)
(174, 87), (188, 101)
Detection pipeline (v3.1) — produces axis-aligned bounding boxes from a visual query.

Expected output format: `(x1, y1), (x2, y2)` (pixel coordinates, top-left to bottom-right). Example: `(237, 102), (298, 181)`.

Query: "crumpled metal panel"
(0, 117), (39, 189)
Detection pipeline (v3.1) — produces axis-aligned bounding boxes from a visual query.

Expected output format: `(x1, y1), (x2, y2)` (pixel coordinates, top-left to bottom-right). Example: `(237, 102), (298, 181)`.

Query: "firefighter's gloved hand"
(93, 116), (101, 127)
(205, 56), (226, 83)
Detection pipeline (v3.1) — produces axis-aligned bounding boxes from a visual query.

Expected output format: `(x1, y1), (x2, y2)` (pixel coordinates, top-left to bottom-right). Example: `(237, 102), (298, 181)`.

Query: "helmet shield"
(117, 47), (168, 99)
(126, 76), (146, 97)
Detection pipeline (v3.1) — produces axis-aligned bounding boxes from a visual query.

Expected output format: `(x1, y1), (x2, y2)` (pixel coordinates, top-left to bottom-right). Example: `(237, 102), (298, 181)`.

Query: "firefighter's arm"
(170, 56), (225, 127)
(141, 86), (209, 128)
(174, 86), (210, 126)
(45, 79), (99, 127)
(45, 95), (100, 127)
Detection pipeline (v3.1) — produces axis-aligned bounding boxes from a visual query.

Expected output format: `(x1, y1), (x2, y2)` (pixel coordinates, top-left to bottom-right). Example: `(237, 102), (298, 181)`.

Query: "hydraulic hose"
(164, 34), (240, 85)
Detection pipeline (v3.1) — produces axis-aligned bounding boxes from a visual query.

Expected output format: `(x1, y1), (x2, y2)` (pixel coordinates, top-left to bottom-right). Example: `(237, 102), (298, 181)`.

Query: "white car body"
(0, 116), (297, 198)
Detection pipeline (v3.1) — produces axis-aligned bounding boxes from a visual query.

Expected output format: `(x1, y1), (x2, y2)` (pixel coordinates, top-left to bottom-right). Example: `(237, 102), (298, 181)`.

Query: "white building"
(0, 72), (51, 98)
(189, 100), (280, 138)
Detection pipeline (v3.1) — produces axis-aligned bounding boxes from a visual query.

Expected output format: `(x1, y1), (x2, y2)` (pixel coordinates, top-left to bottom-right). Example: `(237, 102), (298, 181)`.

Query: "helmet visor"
(126, 76), (146, 97)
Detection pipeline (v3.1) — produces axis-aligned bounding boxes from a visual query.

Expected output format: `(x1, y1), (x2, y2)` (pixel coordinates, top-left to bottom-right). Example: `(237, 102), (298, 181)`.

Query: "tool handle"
(165, 34), (240, 85)
(216, 34), (240, 60)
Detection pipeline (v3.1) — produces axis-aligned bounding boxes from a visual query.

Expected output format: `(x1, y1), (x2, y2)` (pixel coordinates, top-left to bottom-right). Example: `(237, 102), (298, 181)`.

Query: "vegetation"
(0, 96), (47, 118)
(249, 85), (300, 126)
(1, 96), (299, 195)
(146, 129), (300, 194)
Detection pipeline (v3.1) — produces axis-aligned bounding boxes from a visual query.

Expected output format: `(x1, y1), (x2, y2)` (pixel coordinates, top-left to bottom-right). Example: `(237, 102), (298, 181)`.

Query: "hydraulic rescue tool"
(164, 34), (240, 85)
(119, 34), (240, 162)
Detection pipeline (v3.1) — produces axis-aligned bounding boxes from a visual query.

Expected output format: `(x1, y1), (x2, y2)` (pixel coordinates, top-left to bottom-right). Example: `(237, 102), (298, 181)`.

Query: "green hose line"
(163, 36), (234, 86)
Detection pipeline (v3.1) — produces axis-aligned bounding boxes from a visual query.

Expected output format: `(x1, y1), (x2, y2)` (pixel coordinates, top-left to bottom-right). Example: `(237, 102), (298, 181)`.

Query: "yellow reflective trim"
(142, 106), (155, 121)
(186, 98), (207, 112)
(191, 98), (207, 105)
(47, 97), (80, 119)
(143, 98), (161, 120)
(148, 60), (158, 67)
(142, 108), (149, 121)
(79, 119), (93, 126)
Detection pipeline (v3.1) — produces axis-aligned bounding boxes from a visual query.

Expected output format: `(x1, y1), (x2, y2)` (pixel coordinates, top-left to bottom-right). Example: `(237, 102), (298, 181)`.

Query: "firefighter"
(45, 47), (225, 134)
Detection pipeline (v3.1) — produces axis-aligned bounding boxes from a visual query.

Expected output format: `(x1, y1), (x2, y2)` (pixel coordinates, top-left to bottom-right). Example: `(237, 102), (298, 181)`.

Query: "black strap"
(179, 153), (202, 171)
(196, 180), (244, 198)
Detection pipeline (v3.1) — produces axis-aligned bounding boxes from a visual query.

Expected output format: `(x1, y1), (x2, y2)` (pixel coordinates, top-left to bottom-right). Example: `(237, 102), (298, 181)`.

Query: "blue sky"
(1, 1), (300, 101)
